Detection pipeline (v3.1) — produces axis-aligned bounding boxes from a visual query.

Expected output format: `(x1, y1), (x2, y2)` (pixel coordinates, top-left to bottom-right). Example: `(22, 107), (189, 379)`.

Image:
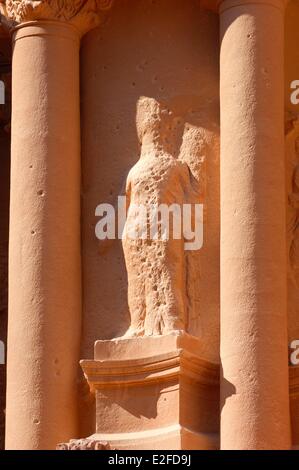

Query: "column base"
(77, 331), (219, 450)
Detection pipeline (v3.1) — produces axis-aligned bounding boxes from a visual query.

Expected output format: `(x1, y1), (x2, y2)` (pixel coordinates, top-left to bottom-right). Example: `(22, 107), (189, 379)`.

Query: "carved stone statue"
(122, 97), (200, 337)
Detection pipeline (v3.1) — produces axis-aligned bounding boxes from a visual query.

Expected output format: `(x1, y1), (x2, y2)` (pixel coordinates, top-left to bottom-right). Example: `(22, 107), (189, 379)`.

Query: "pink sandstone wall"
(79, 0), (220, 435)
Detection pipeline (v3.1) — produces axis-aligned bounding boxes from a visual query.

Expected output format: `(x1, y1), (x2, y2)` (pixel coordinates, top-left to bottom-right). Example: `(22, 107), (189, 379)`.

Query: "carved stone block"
(80, 332), (220, 450)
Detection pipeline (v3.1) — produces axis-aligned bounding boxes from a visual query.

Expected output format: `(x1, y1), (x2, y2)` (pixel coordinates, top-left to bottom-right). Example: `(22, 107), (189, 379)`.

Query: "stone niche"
(79, 0), (220, 439)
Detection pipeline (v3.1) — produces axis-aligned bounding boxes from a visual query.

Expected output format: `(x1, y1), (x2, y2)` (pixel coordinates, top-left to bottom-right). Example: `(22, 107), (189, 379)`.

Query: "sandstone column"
(0, 0), (113, 450)
(205, 0), (291, 449)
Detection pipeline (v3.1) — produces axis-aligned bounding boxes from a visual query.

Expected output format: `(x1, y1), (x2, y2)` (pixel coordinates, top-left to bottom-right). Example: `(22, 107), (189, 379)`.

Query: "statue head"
(136, 96), (173, 144)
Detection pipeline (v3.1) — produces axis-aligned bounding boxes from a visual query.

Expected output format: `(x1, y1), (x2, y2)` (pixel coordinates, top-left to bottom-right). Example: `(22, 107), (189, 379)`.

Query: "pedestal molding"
(81, 349), (220, 390)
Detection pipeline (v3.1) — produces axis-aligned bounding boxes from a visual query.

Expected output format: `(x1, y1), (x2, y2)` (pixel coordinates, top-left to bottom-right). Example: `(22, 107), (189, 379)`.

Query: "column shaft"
(5, 22), (82, 450)
(219, 0), (291, 449)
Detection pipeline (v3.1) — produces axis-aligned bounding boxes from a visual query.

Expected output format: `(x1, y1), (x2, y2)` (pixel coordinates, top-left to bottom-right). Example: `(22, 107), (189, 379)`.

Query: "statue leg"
(161, 254), (186, 334)
(144, 263), (186, 335)
(123, 241), (146, 337)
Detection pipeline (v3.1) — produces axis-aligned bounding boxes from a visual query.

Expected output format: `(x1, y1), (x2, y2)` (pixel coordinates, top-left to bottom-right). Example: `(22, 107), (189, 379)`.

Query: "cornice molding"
(0, 0), (114, 36)
(81, 349), (220, 392)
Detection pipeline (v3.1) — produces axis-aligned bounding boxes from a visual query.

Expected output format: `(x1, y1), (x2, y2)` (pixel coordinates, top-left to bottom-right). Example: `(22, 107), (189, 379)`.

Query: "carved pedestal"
(77, 332), (219, 450)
